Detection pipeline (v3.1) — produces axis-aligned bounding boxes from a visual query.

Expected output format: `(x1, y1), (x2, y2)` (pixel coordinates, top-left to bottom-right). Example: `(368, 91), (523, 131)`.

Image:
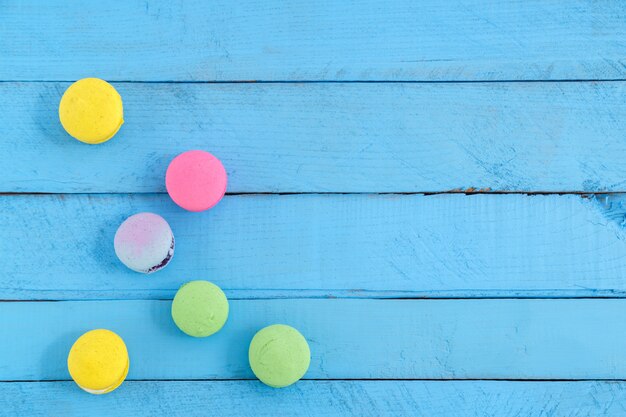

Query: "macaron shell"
(59, 78), (124, 144)
(166, 150), (227, 212)
(67, 329), (129, 394)
(81, 359), (129, 394)
(171, 280), (229, 337)
(249, 324), (311, 388)
(114, 212), (175, 273)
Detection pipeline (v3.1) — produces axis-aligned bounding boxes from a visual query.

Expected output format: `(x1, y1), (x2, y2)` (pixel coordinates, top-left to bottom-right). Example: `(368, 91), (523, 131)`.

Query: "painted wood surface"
(3, 298), (626, 380)
(3, 1), (625, 414)
(4, 193), (626, 300)
(3, 81), (626, 193)
(2, 381), (625, 417)
(2, 1), (625, 82)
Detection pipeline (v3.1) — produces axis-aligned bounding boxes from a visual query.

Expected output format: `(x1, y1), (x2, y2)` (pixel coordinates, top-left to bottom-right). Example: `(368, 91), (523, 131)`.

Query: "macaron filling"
(146, 235), (175, 273)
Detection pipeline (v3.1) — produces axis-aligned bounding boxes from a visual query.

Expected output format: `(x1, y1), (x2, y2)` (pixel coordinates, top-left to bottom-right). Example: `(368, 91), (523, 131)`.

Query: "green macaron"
(248, 324), (311, 388)
(171, 280), (229, 337)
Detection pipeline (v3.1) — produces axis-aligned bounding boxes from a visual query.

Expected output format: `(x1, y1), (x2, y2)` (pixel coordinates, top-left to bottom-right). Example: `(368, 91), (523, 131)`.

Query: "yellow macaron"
(67, 329), (129, 394)
(59, 78), (124, 144)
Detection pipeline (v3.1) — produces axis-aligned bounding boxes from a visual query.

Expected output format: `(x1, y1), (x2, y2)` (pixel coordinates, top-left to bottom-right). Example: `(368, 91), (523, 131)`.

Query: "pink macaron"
(165, 150), (227, 212)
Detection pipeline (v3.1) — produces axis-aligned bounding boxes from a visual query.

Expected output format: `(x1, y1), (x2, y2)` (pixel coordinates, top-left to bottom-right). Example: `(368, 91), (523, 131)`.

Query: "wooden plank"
(4, 193), (626, 300)
(2, 381), (626, 416)
(2, 81), (626, 193)
(1, 1), (625, 82)
(3, 298), (626, 380)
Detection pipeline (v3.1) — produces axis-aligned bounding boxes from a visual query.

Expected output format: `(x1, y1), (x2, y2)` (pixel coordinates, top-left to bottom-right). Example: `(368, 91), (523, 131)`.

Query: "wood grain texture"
(4, 298), (626, 380)
(5, 193), (626, 300)
(1, 1), (625, 82)
(3, 81), (626, 193)
(3, 381), (626, 417)
(4, 2), (626, 411)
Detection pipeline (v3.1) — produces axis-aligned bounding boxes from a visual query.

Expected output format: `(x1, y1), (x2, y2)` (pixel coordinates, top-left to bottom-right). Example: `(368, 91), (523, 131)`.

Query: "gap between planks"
(5, 378), (626, 383)
(6, 294), (626, 303)
(0, 191), (617, 196)
(1, 79), (626, 84)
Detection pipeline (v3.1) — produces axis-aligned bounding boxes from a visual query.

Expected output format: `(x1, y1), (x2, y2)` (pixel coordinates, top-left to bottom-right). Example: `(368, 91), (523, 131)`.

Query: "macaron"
(59, 78), (124, 144)
(67, 329), (129, 394)
(249, 324), (310, 388)
(171, 280), (229, 337)
(114, 212), (174, 274)
(165, 150), (227, 212)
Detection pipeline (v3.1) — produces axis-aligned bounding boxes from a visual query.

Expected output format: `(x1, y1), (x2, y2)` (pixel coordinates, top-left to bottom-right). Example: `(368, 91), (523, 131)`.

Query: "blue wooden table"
(1, 1), (626, 415)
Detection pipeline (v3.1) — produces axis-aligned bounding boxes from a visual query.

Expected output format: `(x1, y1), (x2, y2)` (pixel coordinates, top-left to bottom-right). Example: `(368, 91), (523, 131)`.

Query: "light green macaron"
(171, 280), (229, 337)
(248, 324), (310, 388)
